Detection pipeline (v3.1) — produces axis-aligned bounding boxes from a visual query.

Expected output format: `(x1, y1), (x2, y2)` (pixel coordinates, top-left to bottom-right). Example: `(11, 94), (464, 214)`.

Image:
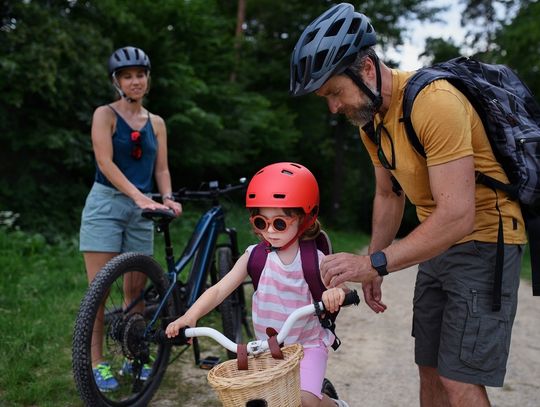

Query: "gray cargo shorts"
(412, 240), (522, 387)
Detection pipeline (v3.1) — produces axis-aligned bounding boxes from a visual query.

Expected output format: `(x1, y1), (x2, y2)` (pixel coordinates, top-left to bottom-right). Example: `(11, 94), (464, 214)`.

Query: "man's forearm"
(369, 191), (405, 254)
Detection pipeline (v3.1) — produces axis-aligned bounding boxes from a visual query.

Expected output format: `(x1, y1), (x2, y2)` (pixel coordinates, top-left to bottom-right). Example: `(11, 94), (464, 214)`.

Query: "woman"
(79, 46), (181, 392)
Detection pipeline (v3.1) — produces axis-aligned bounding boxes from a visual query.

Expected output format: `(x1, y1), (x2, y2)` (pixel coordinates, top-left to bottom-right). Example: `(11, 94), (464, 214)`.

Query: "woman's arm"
(151, 113), (182, 215)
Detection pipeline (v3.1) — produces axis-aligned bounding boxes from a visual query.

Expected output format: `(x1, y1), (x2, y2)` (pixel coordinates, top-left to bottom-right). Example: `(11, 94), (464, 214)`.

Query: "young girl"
(166, 162), (349, 407)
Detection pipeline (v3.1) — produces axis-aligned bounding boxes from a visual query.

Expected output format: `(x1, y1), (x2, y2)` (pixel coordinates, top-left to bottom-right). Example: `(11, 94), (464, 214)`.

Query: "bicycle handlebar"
(173, 290), (361, 356)
(150, 179), (247, 203)
(143, 179), (247, 221)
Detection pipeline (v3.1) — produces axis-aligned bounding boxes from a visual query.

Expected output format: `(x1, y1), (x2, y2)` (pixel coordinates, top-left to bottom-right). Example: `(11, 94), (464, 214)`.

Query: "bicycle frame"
(143, 182), (248, 364)
(172, 205), (238, 306)
(147, 205), (234, 327)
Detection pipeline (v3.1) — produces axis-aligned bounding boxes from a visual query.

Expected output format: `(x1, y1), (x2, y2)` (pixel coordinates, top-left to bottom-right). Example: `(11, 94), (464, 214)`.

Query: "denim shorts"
(79, 182), (154, 254)
(412, 240), (522, 387)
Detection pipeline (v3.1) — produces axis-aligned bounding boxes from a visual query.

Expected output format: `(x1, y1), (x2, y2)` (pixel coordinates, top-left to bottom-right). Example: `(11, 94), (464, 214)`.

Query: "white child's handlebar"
(181, 290), (360, 356)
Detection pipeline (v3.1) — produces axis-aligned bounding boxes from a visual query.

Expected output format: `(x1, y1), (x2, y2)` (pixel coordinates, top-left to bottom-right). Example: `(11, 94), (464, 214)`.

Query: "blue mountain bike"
(72, 179), (251, 407)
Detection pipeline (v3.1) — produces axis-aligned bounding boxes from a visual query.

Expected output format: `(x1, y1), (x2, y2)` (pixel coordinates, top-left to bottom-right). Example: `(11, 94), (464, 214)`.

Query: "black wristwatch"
(370, 251), (389, 276)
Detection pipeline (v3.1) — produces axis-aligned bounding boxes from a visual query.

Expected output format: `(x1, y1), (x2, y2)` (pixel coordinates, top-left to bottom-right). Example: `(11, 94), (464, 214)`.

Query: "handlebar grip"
(155, 327), (190, 345)
(342, 289), (361, 307)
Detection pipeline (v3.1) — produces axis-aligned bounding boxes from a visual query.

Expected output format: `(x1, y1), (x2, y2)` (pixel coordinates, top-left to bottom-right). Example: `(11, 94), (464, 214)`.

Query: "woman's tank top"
(95, 105), (158, 193)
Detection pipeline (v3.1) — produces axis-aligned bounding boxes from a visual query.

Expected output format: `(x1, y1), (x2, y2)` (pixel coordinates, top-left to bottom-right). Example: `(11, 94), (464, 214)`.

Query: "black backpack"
(247, 231), (342, 350)
(365, 57), (540, 309)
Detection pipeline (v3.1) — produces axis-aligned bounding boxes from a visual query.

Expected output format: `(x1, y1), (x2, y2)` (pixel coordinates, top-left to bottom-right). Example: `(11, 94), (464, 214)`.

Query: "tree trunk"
(230, 0), (246, 83)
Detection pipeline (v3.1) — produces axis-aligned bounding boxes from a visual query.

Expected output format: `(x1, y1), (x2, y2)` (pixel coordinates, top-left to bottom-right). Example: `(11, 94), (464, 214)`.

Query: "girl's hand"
(322, 287), (346, 313)
(165, 316), (195, 339)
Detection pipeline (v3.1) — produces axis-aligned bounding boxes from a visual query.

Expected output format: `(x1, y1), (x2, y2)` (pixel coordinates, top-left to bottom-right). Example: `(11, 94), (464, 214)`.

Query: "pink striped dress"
(247, 245), (335, 349)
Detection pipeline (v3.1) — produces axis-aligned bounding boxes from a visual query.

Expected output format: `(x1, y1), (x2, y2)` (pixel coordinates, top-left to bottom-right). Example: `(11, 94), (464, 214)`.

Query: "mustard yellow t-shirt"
(360, 69), (526, 244)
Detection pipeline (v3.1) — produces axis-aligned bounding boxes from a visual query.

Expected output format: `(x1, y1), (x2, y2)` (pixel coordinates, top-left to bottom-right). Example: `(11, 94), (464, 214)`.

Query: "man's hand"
(362, 277), (387, 313)
(320, 253), (378, 287)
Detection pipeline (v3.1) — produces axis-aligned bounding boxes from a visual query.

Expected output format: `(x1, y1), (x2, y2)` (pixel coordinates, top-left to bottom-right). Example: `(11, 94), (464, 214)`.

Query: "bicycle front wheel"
(72, 253), (174, 407)
(217, 246), (245, 359)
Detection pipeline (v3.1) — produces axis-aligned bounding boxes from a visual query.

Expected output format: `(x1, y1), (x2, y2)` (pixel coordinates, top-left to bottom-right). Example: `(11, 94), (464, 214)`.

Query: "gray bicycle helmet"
(290, 3), (376, 96)
(108, 46), (151, 77)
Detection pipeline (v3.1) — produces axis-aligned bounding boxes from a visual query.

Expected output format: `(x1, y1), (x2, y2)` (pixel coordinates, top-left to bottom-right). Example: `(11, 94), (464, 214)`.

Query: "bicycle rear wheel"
(72, 253), (175, 407)
(217, 246), (245, 359)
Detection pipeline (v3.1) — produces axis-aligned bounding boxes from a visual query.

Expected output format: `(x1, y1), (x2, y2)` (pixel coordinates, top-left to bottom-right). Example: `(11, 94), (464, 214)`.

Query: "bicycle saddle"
(141, 208), (176, 222)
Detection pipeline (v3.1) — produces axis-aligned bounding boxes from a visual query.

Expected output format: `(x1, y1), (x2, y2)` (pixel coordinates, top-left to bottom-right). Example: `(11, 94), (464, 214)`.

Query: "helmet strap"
(344, 53), (382, 111)
(112, 72), (135, 103)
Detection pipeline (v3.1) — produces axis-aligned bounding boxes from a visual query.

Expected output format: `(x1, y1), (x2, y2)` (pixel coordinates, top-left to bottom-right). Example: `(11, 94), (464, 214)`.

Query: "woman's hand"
(163, 198), (182, 216)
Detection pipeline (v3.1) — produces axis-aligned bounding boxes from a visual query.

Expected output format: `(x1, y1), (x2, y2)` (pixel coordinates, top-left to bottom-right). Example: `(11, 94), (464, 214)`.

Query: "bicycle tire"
(72, 253), (175, 407)
(321, 377), (339, 399)
(217, 246), (244, 359)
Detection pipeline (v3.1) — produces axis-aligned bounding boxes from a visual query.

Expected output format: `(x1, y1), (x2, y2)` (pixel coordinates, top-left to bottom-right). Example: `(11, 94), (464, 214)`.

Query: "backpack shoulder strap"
(400, 58), (465, 158)
(299, 239), (326, 301)
(246, 242), (269, 291)
(301, 233), (343, 350)
(315, 230), (332, 256)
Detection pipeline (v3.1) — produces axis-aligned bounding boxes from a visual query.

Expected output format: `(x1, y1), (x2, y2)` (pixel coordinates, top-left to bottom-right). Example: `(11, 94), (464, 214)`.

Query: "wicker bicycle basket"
(207, 343), (304, 407)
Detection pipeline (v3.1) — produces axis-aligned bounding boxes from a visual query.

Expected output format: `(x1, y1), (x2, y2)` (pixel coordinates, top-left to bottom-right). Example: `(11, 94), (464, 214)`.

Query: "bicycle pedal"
(199, 356), (221, 370)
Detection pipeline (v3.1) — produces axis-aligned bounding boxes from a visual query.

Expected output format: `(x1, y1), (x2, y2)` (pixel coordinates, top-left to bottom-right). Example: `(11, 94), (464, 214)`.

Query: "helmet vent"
(325, 18), (344, 37)
(349, 18), (360, 34)
(122, 48), (130, 60)
(354, 29), (365, 47)
(304, 29), (319, 46)
(248, 193), (256, 199)
(281, 169), (294, 176)
(333, 45), (349, 65)
(273, 194), (286, 199)
(314, 50), (328, 72)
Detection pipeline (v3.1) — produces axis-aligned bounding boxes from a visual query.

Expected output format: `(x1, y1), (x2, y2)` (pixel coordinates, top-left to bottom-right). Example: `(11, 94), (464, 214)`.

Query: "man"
(290, 3), (526, 407)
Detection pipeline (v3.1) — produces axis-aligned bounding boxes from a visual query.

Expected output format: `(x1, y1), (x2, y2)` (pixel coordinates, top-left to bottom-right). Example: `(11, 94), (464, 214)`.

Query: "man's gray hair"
(347, 47), (378, 76)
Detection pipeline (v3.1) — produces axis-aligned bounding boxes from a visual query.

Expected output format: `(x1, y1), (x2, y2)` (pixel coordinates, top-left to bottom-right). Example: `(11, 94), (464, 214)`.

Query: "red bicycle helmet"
(246, 162), (319, 220)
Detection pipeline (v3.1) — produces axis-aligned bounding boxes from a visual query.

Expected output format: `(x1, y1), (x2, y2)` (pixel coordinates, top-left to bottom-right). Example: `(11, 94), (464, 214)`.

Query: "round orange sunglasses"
(249, 214), (298, 233)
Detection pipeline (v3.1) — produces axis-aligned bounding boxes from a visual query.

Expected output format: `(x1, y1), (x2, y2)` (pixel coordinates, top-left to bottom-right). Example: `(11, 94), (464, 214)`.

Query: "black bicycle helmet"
(290, 3), (376, 96)
(108, 46), (151, 77)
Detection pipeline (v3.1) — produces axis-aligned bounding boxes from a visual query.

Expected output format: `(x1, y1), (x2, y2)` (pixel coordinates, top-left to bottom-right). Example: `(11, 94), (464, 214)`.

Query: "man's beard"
(344, 97), (378, 127)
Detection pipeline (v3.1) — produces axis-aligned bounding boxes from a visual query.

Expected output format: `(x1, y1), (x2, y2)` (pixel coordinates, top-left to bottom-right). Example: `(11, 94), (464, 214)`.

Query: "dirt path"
(154, 265), (539, 406)
(326, 265), (540, 407)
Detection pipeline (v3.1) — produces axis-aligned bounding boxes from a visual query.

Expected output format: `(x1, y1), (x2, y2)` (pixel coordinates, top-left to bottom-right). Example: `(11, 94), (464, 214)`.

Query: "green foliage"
(3, 0), (528, 241)
(0, 228), (85, 405)
(420, 37), (462, 65)
(492, 1), (540, 100)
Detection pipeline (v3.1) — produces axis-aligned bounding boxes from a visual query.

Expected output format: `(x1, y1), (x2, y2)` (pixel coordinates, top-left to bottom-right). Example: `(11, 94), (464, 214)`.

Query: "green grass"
(1, 202), (532, 406)
(0, 202), (371, 406)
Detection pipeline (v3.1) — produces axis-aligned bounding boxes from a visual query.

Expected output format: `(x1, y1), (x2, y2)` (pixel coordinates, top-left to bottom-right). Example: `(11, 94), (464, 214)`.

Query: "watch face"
(371, 251), (388, 276)
(371, 251), (386, 268)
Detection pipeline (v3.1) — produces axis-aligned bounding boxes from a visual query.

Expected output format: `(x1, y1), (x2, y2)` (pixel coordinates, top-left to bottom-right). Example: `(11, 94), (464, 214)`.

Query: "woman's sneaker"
(93, 362), (119, 392)
(119, 359), (152, 381)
